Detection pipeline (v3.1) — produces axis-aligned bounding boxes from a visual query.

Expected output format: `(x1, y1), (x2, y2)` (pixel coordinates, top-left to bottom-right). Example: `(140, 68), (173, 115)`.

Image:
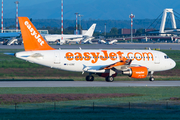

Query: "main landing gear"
(85, 70), (116, 82)
(86, 75), (114, 82)
(86, 75), (94, 81)
(106, 76), (114, 82)
(149, 71), (155, 81)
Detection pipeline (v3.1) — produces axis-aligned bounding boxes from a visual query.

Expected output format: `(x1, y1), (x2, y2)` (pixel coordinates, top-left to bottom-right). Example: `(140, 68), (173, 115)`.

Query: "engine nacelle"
(122, 66), (148, 79)
(97, 73), (117, 78)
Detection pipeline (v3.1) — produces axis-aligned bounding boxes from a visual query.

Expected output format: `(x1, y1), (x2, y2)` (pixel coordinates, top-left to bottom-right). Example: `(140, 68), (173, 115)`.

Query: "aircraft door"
(154, 53), (160, 64)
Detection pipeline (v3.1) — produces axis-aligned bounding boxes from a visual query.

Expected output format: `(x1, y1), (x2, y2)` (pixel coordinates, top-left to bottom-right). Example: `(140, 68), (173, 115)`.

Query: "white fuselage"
(44, 24), (96, 44)
(15, 49), (176, 73)
(44, 34), (84, 42)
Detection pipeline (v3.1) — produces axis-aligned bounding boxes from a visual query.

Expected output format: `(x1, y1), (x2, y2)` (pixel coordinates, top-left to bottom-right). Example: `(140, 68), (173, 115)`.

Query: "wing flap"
(102, 58), (132, 70)
(83, 57), (133, 73)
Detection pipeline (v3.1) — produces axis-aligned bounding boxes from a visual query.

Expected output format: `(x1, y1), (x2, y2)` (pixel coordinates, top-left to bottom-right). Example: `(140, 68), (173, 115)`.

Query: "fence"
(0, 101), (180, 113)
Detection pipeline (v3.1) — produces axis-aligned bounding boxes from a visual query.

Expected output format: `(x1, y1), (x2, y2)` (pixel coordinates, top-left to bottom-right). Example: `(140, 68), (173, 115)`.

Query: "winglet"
(18, 17), (55, 51)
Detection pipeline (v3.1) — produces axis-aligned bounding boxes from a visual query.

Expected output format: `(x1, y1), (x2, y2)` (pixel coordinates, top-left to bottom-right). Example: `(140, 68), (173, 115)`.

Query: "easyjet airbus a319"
(7, 17), (176, 82)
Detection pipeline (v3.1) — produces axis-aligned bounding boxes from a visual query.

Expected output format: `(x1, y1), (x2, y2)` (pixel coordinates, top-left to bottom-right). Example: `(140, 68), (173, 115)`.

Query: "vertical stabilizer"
(18, 17), (55, 51)
(84, 24), (96, 36)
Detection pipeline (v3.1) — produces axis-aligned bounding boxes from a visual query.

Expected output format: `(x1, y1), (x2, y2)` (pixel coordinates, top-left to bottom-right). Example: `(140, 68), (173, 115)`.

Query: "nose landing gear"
(149, 71), (155, 81)
(149, 77), (155, 81)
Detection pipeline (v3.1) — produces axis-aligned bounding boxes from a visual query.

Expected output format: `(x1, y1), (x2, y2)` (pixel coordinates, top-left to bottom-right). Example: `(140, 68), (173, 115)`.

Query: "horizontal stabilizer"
(4, 53), (15, 56)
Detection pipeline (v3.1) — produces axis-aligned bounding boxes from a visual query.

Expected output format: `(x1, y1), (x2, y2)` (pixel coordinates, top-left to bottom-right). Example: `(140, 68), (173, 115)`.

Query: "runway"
(0, 81), (180, 87)
(0, 43), (180, 50)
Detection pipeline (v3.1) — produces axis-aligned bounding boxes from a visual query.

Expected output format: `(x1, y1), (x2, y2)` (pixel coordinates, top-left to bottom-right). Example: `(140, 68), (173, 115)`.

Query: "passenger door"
(154, 53), (160, 64)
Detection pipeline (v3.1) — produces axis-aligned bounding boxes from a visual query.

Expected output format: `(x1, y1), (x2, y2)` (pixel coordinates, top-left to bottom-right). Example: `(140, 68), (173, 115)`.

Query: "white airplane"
(44, 24), (96, 45)
(7, 17), (176, 82)
(81, 36), (94, 44)
(0, 32), (21, 45)
(108, 39), (118, 45)
(98, 39), (106, 44)
(98, 39), (117, 45)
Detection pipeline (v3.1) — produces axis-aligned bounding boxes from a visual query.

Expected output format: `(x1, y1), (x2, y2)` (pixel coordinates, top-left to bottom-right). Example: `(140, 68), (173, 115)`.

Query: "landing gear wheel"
(149, 77), (155, 81)
(106, 76), (114, 82)
(86, 75), (94, 81)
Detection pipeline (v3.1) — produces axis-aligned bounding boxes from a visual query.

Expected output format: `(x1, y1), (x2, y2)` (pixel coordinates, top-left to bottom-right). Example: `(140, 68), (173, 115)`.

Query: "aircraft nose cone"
(170, 59), (176, 69)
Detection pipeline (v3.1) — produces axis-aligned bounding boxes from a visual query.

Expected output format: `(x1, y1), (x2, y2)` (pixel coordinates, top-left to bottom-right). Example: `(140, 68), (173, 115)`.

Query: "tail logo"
(24, 21), (44, 46)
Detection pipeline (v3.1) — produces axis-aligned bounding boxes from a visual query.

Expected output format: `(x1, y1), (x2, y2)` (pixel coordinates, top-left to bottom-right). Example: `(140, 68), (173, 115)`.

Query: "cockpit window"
(164, 55), (169, 59)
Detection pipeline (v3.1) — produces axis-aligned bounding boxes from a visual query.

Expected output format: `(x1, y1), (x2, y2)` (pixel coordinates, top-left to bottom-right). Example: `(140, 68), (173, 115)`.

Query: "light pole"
(75, 13), (79, 34)
(61, 0), (63, 40)
(15, 1), (19, 32)
(129, 13), (135, 43)
(104, 23), (106, 36)
(78, 14), (83, 34)
(1, 0), (3, 33)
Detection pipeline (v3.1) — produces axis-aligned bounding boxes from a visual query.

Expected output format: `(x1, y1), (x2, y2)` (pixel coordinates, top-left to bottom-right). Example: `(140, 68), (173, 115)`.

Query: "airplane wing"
(101, 59), (132, 70)
(80, 36), (94, 44)
(65, 37), (84, 41)
(83, 57), (133, 73)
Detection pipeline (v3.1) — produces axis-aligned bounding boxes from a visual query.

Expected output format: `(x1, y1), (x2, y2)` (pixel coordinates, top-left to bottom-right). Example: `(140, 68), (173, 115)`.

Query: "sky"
(3, 0), (180, 20)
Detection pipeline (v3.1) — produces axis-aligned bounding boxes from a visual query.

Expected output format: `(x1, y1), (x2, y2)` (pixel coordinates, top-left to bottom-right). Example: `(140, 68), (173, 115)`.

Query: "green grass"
(0, 53), (43, 68)
(0, 87), (179, 100)
(0, 87), (179, 105)
(0, 87), (180, 119)
(1, 109), (179, 120)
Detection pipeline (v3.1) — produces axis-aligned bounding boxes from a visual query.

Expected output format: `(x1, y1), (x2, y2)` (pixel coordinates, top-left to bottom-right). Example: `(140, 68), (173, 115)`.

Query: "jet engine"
(122, 66), (148, 79)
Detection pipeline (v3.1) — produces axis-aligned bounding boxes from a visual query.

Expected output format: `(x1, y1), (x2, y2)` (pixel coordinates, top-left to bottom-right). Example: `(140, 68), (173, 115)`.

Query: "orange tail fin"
(18, 17), (55, 51)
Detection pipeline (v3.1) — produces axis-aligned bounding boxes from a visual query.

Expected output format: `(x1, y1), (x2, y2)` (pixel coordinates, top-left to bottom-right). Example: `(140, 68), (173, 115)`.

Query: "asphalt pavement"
(0, 81), (180, 87)
(0, 43), (180, 50)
